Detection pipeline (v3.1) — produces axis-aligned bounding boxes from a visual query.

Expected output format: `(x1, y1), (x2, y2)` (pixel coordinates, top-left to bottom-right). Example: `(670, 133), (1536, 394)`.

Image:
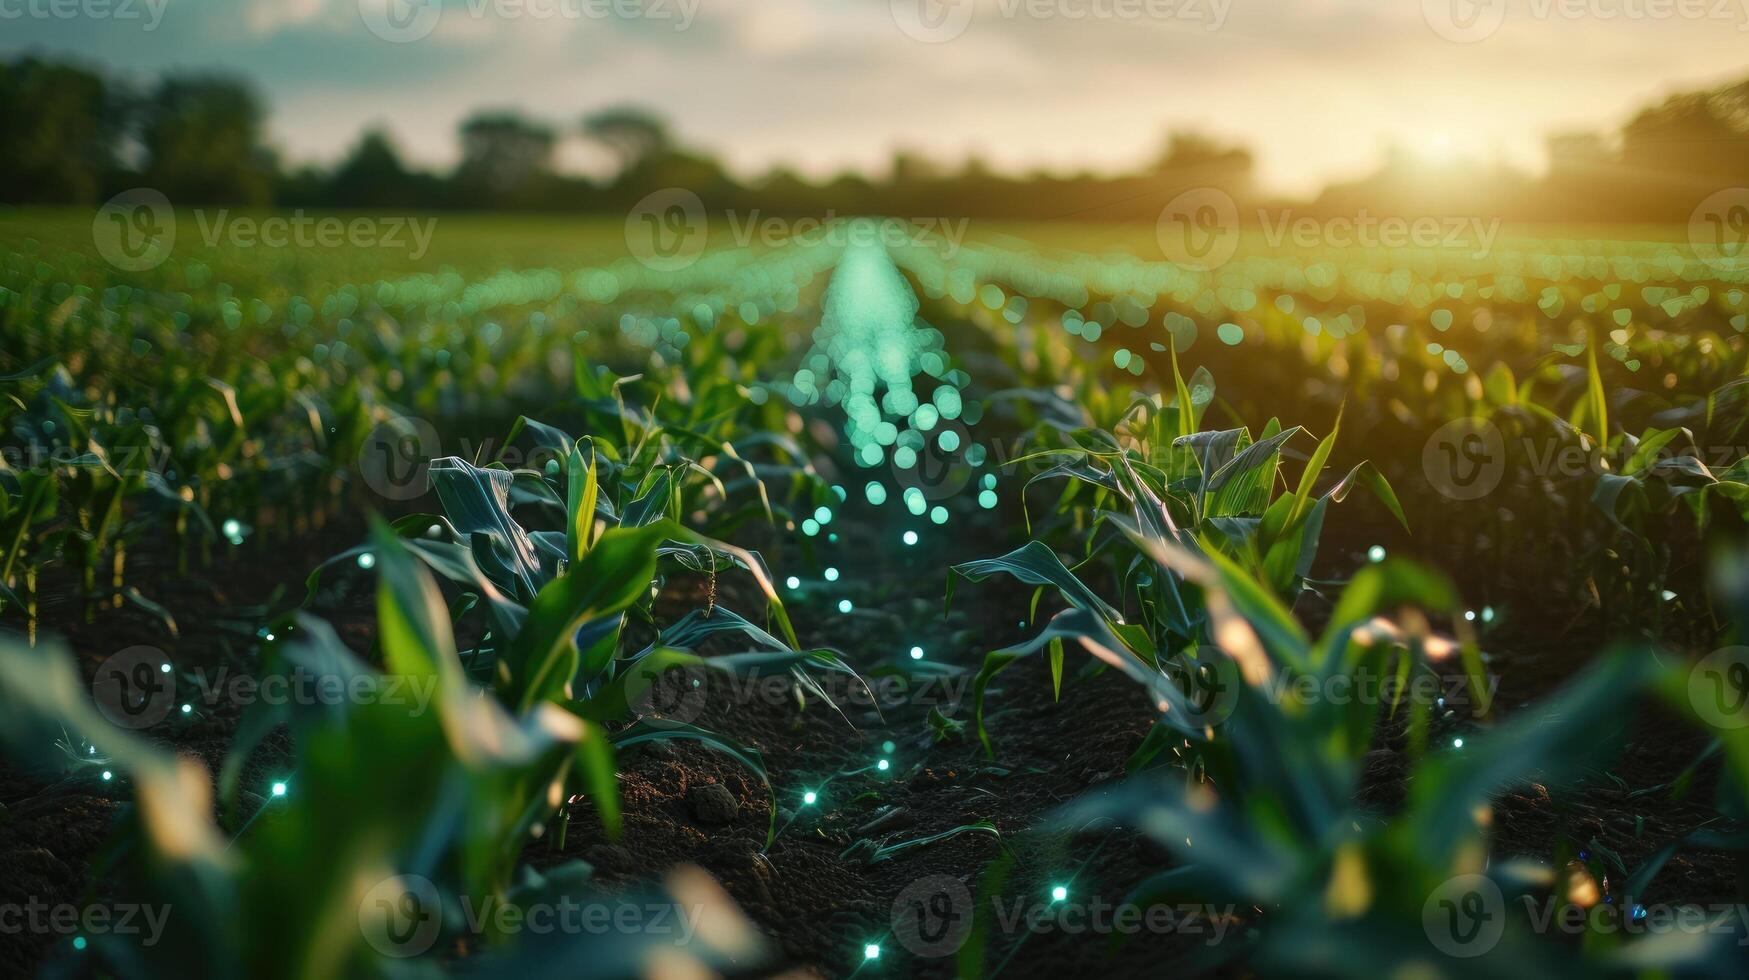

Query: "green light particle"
(802, 519), (820, 537)
(882, 740), (896, 752)
(933, 386), (963, 419)
(1217, 322), (1245, 345)
(859, 444), (884, 467)
(930, 506), (948, 525)
(905, 488), (927, 516)
(814, 506), (833, 525)
(1051, 885), (1068, 902)
(839, 599), (854, 613)
(913, 404), (940, 431)
(803, 790), (818, 805)
(978, 489), (998, 509)
(825, 567), (840, 582)
(1114, 348), (1131, 369)
(893, 445), (917, 469)
(965, 444), (986, 466)
(877, 759), (890, 771)
(909, 646), (923, 660)
(786, 576), (800, 590)
(937, 429), (961, 453)
(903, 530), (919, 545)
(982, 473), (997, 490)
(864, 944), (881, 960)
(865, 482), (887, 505)
(1367, 545), (1386, 563)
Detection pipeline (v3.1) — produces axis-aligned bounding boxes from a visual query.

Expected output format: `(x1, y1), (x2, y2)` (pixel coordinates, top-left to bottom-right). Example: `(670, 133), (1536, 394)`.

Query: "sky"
(3, 0), (1746, 197)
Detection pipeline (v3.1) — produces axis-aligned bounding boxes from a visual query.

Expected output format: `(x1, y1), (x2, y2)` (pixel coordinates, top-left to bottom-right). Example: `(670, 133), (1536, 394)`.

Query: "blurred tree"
(456, 112), (555, 207)
(1622, 82), (1749, 183)
(139, 73), (274, 205)
(0, 58), (122, 204)
(582, 106), (671, 177)
(328, 128), (420, 208)
(1152, 131), (1254, 197)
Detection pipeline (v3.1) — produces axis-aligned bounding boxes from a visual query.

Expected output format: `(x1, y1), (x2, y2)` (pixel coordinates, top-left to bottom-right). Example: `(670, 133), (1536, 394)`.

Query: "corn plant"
(951, 358), (1405, 755)
(0, 549), (765, 979)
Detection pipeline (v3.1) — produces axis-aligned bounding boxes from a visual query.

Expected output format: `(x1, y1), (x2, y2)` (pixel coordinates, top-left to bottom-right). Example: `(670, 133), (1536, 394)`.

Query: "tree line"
(3, 54), (1745, 223)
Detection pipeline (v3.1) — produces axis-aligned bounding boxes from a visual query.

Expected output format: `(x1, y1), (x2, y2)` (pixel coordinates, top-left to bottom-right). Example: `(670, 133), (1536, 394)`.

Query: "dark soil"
(3, 386), (1741, 978)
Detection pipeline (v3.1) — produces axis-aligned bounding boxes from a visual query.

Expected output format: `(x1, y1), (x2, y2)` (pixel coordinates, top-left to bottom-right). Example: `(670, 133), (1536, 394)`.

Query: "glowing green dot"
(802, 519), (820, 537)
(929, 506), (948, 525)
(978, 490), (998, 509)
(824, 567), (840, 582)
(838, 599), (853, 613)
(1217, 322), (1245, 345)
(1367, 545), (1386, 563)
(864, 944), (881, 960)
(903, 530), (919, 545)
(905, 488), (927, 516)
(786, 576), (800, 590)
(910, 646), (924, 660)
(865, 482), (887, 505)
(803, 790), (818, 805)
(937, 430), (961, 453)
(814, 506), (833, 525)
(1051, 885), (1068, 902)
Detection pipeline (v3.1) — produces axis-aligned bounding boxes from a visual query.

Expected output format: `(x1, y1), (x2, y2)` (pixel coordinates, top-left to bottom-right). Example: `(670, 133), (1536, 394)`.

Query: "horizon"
(3, 0), (1747, 198)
